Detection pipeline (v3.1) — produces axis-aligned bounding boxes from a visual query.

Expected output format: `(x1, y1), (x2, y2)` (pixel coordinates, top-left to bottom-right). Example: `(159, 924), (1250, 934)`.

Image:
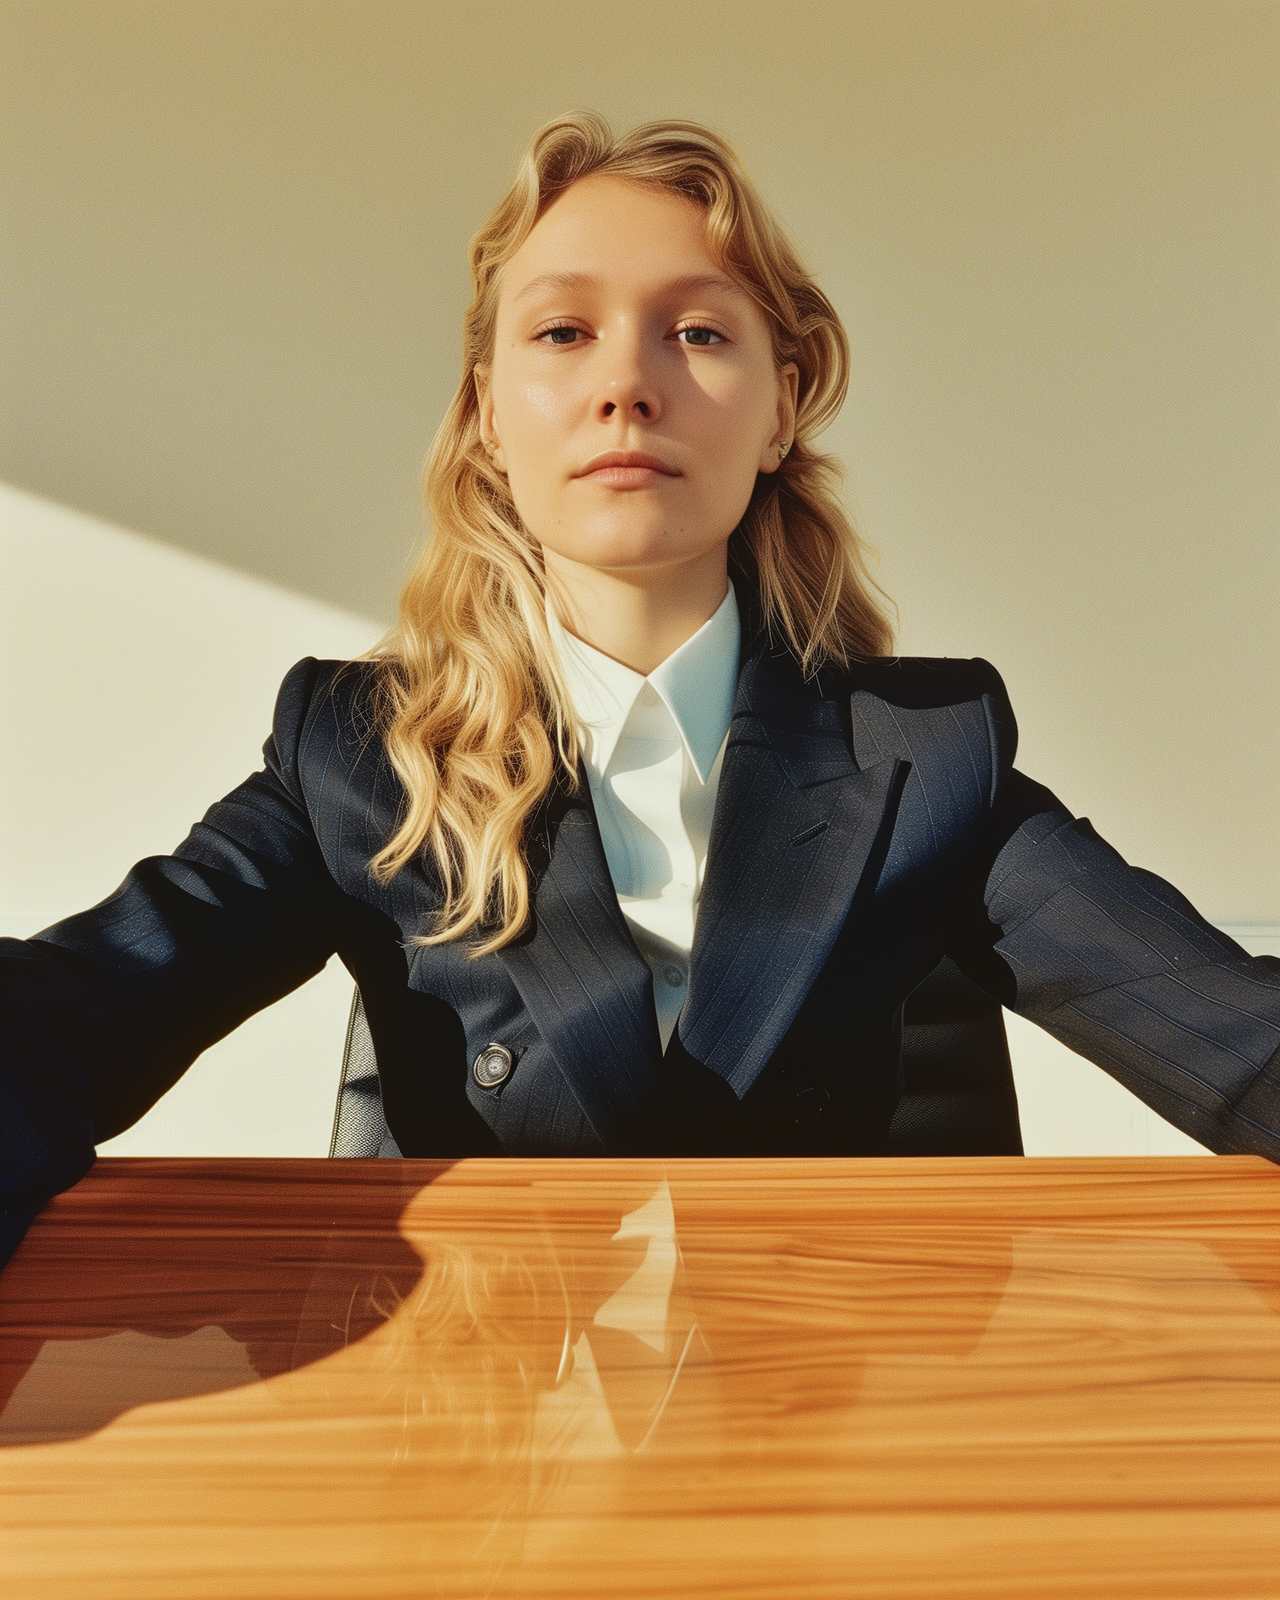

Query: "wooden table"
(2, 1156), (1280, 1598)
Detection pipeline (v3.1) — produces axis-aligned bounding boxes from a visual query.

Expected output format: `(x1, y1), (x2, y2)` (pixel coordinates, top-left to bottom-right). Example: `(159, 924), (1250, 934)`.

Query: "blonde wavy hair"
(369, 112), (894, 955)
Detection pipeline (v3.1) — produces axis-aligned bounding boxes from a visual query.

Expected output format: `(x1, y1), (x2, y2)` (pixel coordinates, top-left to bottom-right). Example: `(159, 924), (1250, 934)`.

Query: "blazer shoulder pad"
(848, 654), (1007, 711)
(848, 655), (1017, 805)
(267, 656), (385, 789)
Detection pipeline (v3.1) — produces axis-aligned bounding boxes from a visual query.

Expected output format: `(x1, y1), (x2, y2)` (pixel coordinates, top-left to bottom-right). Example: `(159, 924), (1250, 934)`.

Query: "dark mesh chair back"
(328, 990), (402, 1158)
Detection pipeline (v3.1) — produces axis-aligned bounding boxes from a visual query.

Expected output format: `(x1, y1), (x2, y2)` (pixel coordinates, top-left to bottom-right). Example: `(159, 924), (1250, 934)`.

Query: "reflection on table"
(2, 1155), (1280, 1598)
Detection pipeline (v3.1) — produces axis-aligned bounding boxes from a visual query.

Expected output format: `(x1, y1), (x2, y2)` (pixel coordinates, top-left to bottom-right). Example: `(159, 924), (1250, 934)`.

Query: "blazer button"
(473, 1043), (515, 1089)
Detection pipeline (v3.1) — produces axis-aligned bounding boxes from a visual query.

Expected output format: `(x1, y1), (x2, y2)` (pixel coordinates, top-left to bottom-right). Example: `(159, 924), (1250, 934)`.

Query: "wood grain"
(2, 1155), (1280, 1598)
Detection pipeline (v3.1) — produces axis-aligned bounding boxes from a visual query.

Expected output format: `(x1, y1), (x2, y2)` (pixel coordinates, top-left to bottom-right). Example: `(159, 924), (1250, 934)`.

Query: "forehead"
(501, 174), (735, 301)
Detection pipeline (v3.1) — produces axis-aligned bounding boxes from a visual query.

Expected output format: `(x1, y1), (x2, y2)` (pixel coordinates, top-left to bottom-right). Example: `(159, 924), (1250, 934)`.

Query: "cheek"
(492, 361), (577, 456)
(510, 381), (567, 433)
(687, 367), (774, 455)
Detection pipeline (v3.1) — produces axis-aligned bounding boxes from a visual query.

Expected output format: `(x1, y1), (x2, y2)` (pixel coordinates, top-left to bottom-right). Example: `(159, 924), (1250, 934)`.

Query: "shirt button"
(662, 964), (686, 989)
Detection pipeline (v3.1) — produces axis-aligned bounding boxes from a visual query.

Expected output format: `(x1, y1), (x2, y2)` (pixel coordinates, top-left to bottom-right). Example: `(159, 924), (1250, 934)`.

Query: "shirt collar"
(547, 583), (741, 784)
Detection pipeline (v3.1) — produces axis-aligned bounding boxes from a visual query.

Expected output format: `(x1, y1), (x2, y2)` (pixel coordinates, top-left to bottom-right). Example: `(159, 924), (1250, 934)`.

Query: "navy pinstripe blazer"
(4, 616), (1280, 1263)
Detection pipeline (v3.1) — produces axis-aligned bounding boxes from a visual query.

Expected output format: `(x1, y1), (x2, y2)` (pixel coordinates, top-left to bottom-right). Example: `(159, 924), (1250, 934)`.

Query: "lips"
(575, 450), (680, 479)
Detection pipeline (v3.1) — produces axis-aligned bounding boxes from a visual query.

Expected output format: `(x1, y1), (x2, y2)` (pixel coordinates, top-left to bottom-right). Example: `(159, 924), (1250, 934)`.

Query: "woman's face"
(478, 174), (797, 584)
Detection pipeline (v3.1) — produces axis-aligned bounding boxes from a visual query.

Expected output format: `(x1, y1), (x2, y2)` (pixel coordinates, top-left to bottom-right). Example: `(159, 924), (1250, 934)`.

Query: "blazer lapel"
(679, 640), (905, 1098)
(496, 772), (664, 1149)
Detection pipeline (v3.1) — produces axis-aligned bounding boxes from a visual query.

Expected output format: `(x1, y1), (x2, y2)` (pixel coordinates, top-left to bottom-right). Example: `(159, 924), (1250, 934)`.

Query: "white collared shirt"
(546, 586), (740, 1051)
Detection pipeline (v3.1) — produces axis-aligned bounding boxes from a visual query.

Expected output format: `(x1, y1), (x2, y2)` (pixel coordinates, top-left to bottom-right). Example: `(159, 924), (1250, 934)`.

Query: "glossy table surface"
(3, 1155), (1280, 1598)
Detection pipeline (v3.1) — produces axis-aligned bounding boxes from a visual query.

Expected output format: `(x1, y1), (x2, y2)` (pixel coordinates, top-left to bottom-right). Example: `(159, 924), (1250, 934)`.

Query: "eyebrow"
(510, 270), (747, 305)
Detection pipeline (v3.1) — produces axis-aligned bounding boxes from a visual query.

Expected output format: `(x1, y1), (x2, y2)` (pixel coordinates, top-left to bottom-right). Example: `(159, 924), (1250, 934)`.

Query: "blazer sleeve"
(953, 661), (1280, 1159)
(0, 657), (349, 1266)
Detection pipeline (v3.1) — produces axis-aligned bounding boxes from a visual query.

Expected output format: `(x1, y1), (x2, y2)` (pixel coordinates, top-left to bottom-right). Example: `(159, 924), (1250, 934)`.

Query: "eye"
(535, 323), (588, 346)
(675, 324), (727, 346)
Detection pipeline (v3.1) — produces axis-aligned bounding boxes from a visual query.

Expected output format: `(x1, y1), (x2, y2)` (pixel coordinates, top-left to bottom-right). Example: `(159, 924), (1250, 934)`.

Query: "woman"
(3, 114), (1278, 1264)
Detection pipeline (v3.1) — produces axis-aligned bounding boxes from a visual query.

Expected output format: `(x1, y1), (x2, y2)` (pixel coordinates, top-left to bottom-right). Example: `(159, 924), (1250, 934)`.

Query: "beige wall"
(3, 0), (1275, 924)
(2, 2), (1276, 930)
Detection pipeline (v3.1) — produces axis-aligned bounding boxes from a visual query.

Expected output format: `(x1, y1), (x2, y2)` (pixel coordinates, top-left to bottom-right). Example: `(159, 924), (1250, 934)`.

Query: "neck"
(543, 545), (730, 676)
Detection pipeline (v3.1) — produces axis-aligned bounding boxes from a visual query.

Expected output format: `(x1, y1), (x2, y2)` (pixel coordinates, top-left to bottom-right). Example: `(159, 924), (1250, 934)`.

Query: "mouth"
(574, 450), (681, 489)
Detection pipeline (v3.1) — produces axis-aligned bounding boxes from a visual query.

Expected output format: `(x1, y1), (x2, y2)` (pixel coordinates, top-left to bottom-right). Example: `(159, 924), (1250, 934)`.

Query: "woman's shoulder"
(843, 654), (1017, 782)
(846, 652), (1008, 708)
(273, 653), (386, 709)
(268, 656), (389, 772)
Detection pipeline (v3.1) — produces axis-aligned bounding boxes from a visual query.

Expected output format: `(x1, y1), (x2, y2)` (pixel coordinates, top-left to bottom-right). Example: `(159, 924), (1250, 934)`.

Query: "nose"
(594, 328), (662, 425)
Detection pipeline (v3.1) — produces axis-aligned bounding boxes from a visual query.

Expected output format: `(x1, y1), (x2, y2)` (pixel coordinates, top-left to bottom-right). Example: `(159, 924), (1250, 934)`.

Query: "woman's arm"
(951, 672), (1280, 1158)
(1, 658), (351, 1265)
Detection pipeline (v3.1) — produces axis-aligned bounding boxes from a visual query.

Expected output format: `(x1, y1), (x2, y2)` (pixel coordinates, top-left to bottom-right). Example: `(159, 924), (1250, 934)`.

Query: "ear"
(759, 362), (800, 474)
(473, 365), (507, 474)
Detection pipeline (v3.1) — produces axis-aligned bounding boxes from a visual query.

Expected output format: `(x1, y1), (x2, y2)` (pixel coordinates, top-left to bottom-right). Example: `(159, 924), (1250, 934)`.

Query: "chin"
(557, 523), (688, 572)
